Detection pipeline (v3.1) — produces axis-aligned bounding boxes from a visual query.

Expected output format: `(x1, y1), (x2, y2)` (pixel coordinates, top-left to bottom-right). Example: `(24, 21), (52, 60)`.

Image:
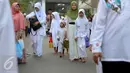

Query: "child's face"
(60, 23), (64, 28)
(35, 7), (39, 12)
(79, 12), (84, 18)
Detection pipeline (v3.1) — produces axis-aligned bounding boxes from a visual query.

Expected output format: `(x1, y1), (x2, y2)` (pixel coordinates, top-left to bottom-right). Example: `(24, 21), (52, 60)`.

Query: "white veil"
(52, 12), (60, 25)
(76, 9), (88, 26)
(34, 2), (46, 23)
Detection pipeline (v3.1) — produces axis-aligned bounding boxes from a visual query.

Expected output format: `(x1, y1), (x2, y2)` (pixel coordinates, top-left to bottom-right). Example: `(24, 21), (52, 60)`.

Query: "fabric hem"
(101, 59), (130, 62)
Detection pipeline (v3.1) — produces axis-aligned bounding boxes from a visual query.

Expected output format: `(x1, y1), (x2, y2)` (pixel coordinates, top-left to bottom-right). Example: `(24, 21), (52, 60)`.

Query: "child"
(75, 9), (89, 63)
(50, 12), (60, 54)
(16, 32), (26, 64)
(19, 31), (26, 63)
(15, 32), (23, 64)
(57, 21), (66, 57)
(60, 17), (69, 55)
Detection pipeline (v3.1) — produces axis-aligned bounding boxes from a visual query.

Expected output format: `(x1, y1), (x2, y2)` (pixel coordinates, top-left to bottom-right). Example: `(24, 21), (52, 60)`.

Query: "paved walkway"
(19, 36), (96, 73)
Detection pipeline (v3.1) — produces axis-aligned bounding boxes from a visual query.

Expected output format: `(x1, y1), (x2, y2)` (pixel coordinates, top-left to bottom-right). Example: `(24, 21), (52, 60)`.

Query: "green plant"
(10, 0), (37, 13)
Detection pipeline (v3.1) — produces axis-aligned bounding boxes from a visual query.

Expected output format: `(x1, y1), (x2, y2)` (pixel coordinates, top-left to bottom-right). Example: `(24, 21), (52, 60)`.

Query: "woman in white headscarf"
(75, 9), (89, 63)
(26, 2), (46, 57)
(50, 12), (60, 54)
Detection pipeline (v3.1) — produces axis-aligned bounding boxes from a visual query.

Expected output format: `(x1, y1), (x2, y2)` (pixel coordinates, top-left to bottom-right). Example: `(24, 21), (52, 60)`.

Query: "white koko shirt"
(91, 0), (130, 62)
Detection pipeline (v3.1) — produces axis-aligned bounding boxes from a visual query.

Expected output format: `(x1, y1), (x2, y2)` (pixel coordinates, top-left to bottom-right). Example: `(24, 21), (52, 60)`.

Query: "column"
(42, 0), (46, 12)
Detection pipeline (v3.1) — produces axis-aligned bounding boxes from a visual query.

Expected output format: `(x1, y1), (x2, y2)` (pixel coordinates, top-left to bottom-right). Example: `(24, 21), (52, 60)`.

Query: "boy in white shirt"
(57, 21), (66, 57)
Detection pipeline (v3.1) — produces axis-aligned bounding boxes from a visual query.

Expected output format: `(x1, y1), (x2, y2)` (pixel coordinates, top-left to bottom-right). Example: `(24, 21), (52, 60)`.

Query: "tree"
(80, 0), (92, 7)
(70, 0), (76, 1)
(10, 0), (18, 5)
(10, 0), (38, 13)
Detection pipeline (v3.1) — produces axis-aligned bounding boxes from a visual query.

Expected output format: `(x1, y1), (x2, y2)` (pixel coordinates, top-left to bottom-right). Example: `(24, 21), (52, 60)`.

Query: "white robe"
(57, 28), (65, 53)
(91, 0), (130, 62)
(0, 0), (18, 73)
(75, 9), (89, 58)
(26, 2), (46, 56)
(50, 12), (60, 47)
(91, 14), (97, 32)
(65, 16), (79, 60)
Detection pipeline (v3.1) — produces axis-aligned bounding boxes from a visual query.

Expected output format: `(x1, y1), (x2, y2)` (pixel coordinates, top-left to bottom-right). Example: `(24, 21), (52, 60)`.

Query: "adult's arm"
(90, 0), (108, 53)
(26, 12), (35, 19)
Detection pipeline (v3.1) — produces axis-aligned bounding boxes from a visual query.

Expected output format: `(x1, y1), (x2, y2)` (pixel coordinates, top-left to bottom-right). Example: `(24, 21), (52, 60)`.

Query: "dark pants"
(102, 61), (130, 73)
(46, 29), (50, 36)
(25, 26), (28, 37)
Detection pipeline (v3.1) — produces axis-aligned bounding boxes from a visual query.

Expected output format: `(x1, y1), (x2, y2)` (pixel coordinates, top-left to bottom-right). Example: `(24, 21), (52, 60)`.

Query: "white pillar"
(42, 0), (46, 12)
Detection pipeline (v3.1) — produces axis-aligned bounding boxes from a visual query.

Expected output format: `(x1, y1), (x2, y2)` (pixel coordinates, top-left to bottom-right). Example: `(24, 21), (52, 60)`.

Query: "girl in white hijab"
(75, 9), (89, 63)
(50, 12), (60, 54)
(26, 2), (46, 57)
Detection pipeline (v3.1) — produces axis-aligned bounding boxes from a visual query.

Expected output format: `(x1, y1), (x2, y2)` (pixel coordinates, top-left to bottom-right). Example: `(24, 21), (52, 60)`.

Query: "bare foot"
(78, 58), (82, 62)
(82, 58), (87, 63)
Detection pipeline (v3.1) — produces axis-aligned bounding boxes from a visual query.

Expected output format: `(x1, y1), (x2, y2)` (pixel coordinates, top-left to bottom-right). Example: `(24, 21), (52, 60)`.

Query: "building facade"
(91, 0), (98, 8)
(91, 0), (98, 14)
(79, 0), (91, 9)
(46, 0), (70, 14)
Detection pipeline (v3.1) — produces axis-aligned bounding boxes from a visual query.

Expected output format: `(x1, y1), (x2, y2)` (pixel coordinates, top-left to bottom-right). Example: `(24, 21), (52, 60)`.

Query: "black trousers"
(25, 26), (28, 37)
(102, 61), (130, 73)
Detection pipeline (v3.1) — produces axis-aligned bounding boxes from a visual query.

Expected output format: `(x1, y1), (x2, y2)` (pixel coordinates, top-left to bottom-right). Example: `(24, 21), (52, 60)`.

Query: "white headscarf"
(76, 9), (88, 26)
(34, 2), (46, 22)
(76, 9), (90, 37)
(50, 12), (60, 33)
(52, 12), (60, 24)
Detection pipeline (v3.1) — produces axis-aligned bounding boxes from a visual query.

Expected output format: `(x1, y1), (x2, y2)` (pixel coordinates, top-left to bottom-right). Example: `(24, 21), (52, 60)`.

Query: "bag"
(63, 40), (69, 49)
(16, 42), (23, 59)
(85, 36), (90, 48)
(49, 37), (53, 48)
(29, 15), (42, 31)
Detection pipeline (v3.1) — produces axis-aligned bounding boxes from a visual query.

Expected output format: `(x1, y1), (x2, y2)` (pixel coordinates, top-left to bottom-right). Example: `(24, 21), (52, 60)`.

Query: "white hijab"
(34, 2), (46, 22)
(76, 9), (88, 26)
(52, 12), (60, 29)
(52, 12), (60, 24)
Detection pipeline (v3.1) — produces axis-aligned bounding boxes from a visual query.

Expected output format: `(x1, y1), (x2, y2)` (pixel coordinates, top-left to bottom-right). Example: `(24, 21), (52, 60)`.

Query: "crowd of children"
(49, 8), (91, 63)
(12, 1), (92, 64)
